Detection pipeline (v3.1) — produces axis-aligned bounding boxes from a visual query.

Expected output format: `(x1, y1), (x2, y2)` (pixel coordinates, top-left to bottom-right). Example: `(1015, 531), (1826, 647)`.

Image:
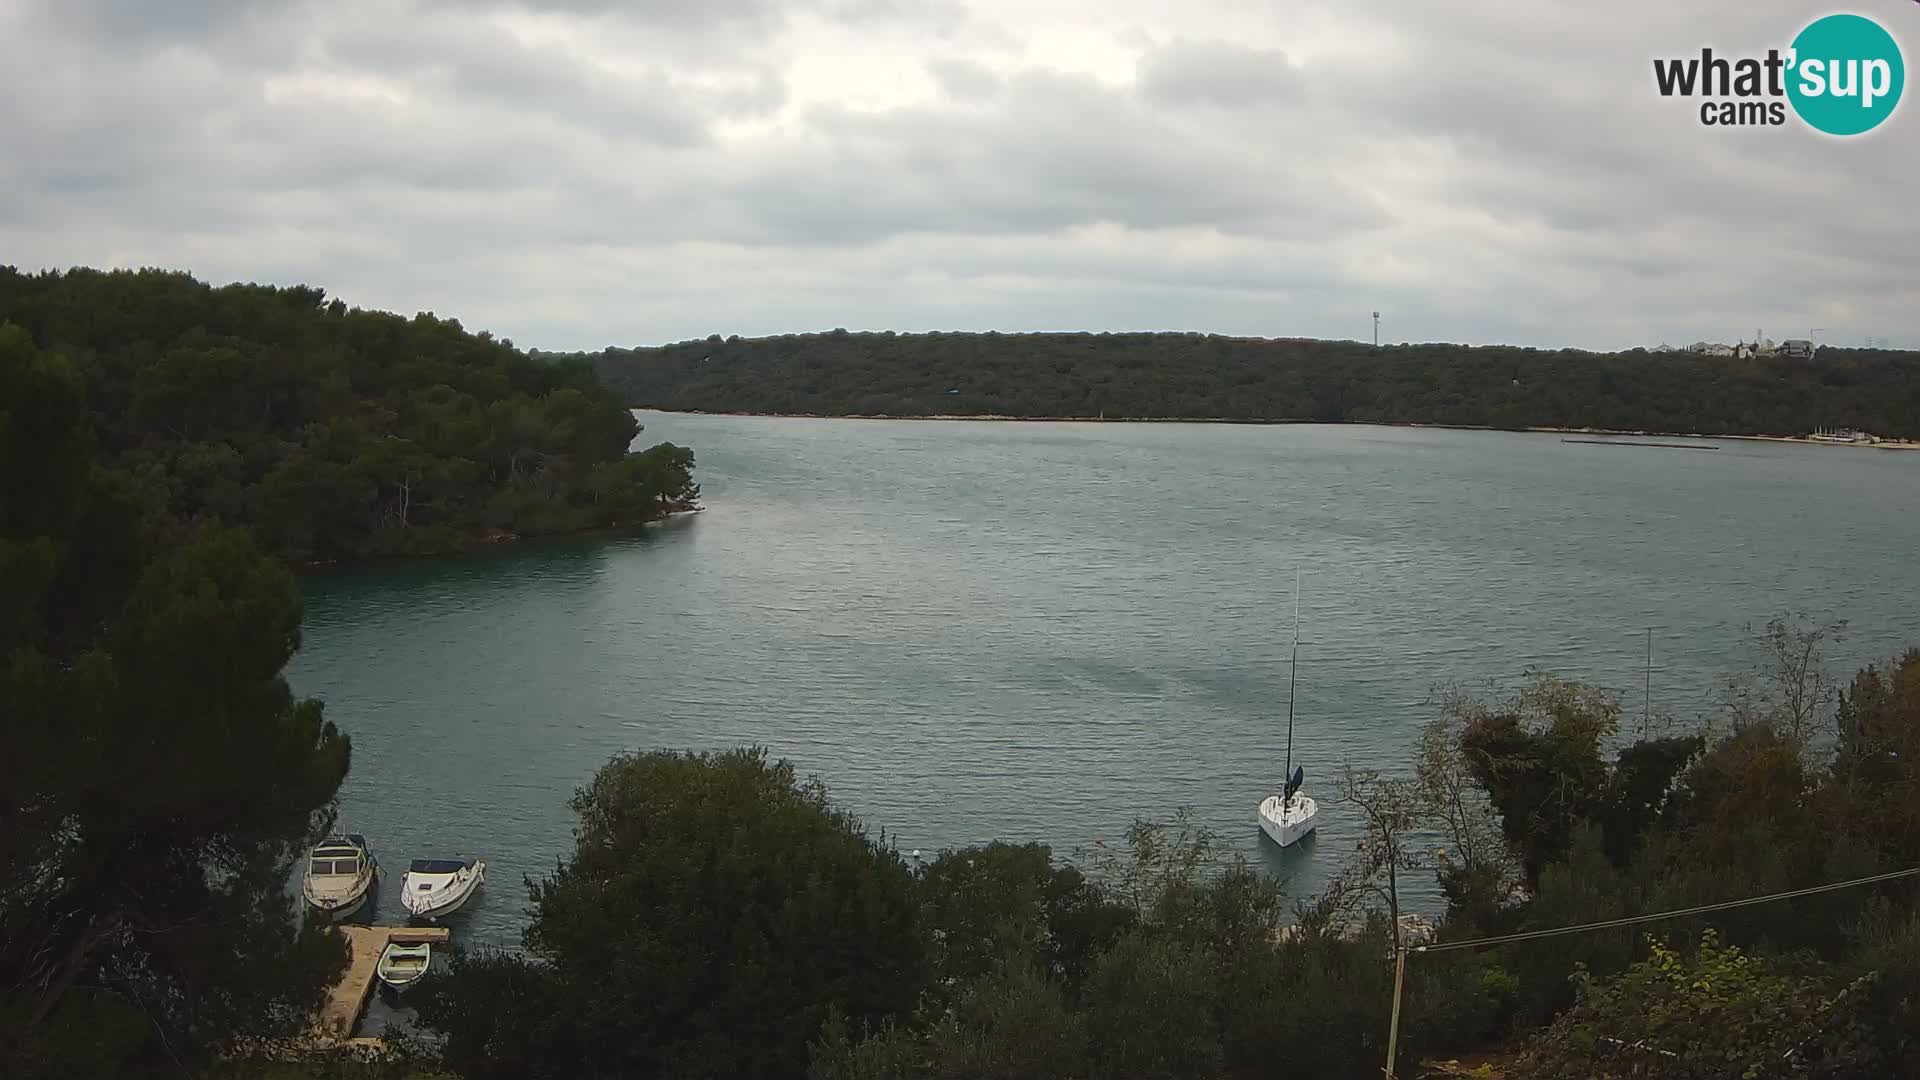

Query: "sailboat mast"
(1284, 568), (1300, 787)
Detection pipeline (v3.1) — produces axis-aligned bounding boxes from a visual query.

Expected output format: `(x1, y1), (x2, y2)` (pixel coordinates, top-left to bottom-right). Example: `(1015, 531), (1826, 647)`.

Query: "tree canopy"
(1, 326), (351, 1077)
(0, 266), (700, 566)
(414, 748), (931, 1080)
(580, 330), (1920, 438)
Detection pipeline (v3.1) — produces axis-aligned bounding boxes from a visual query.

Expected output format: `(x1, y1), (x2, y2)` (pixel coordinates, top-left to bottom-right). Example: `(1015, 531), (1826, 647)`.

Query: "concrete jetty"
(312, 925), (450, 1040)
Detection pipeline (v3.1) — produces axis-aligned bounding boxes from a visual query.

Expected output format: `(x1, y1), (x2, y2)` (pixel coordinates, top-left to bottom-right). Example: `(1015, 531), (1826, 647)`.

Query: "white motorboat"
(400, 857), (486, 921)
(375, 940), (433, 992)
(301, 834), (379, 920)
(1256, 570), (1320, 849)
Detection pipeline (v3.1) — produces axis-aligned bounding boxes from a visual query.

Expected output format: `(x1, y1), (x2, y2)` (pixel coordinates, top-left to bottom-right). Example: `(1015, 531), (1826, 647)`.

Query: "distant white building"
(1779, 338), (1817, 358)
(1810, 427), (1875, 443)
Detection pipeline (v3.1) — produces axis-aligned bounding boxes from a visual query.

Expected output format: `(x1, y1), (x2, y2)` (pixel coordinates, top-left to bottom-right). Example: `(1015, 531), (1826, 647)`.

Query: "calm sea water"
(288, 413), (1920, 1028)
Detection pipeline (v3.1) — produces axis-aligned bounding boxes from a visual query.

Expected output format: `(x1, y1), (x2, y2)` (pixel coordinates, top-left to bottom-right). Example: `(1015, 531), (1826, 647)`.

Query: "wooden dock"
(312, 925), (450, 1040)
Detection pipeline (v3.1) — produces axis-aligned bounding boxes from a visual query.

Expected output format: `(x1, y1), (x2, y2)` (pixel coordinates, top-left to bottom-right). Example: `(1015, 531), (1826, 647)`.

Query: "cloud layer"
(2, 0), (1914, 350)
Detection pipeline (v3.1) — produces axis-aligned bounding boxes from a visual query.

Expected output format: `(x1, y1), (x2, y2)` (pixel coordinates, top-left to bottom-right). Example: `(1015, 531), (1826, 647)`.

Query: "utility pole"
(1384, 945), (1408, 1079)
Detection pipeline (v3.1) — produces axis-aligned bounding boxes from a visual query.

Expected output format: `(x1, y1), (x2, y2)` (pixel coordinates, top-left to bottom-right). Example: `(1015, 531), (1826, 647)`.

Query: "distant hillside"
(0, 267), (699, 565)
(577, 331), (1920, 439)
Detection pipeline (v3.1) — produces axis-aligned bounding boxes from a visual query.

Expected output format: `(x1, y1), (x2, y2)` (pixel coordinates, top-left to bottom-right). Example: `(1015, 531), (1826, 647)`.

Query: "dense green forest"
(577, 331), (1920, 439)
(0, 267), (700, 566)
(3, 326), (353, 1077)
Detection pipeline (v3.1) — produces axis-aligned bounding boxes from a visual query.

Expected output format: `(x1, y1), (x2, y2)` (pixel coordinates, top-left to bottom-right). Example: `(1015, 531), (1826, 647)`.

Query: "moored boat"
(1256, 570), (1321, 849)
(375, 940), (433, 992)
(400, 857), (486, 921)
(1259, 769), (1319, 848)
(301, 834), (379, 920)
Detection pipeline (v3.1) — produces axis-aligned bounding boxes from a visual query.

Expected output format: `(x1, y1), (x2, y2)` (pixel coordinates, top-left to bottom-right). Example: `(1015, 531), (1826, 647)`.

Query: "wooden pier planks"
(313, 925), (450, 1039)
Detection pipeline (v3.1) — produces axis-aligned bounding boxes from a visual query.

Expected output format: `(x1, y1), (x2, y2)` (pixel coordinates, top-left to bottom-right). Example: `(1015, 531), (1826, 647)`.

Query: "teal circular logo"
(1787, 14), (1905, 135)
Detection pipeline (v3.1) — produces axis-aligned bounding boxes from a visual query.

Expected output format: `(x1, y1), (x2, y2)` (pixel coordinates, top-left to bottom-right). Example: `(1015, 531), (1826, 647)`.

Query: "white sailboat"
(1257, 570), (1320, 848)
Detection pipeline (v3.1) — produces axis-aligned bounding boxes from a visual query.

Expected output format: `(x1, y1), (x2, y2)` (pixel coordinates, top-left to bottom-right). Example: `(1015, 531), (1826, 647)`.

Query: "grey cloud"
(927, 58), (1000, 99)
(819, 0), (967, 32)
(0, 26), (238, 204)
(444, 0), (785, 25)
(702, 68), (790, 116)
(1136, 39), (1299, 105)
(735, 69), (1387, 245)
(24, 0), (280, 40)
(321, 19), (713, 147)
(1288, 4), (1916, 278)
(436, 0), (964, 33)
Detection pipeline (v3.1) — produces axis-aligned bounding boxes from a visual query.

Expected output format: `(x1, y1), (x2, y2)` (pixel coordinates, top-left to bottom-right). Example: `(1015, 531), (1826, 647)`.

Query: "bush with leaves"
(1516, 930), (1879, 1079)
(916, 841), (1132, 1001)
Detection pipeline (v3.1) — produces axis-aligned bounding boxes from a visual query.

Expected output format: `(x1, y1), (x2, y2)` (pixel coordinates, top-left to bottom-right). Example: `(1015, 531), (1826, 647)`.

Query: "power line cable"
(1412, 865), (1920, 955)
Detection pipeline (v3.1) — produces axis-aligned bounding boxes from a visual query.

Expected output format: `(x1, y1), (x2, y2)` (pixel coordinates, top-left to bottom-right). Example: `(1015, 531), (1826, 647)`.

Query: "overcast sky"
(2, 0), (1914, 351)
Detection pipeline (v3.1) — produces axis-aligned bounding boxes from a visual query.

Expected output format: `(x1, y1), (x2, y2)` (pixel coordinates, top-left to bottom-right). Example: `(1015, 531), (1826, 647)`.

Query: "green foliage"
(1517, 931), (1879, 1079)
(1830, 649), (1920, 865)
(411, 950), (577, 1080)
(1416, 624), (1920, 1073)
(917, 841), (1132, 999)
(1455, 674), (1624, 883)
(415, 748), (929, 1080)
(1079, 934), (1222, 1080)
(810, 808), (1461, 1080)
(581, 331), (1920, 437)
(1594, 734), (1706, 867)
(809, 958), (1094, 1080)
(1843, 900), (1920, 1078)
(1, 332), (351, 1077)
(0, 266), (700, 565)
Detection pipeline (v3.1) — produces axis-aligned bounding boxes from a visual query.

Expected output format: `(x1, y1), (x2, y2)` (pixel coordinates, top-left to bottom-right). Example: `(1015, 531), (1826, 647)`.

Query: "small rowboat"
(375, 940), (432, 992)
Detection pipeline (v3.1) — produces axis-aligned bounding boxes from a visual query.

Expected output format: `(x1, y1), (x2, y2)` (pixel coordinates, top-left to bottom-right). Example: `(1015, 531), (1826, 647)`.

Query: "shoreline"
(640, 410), (1920, 451)
(291, 504), (704, 575)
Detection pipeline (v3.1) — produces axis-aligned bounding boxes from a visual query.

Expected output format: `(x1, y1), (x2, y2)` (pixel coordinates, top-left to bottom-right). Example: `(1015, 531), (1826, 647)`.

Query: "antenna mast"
(1284, 568), (1301, 791)
(1644, 627), (1652, 735)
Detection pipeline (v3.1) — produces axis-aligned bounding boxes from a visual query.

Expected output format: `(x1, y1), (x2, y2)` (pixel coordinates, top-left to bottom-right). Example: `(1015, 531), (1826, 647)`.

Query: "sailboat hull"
(1257, 794), (1319, 848)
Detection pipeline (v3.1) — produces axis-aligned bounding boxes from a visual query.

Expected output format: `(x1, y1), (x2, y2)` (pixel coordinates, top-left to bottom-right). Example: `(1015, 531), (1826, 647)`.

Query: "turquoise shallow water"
(287, 413), (1920, 1024)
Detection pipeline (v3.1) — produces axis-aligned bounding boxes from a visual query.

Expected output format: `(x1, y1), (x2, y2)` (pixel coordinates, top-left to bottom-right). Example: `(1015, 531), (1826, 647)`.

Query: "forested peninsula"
(579, 331), (1920, 439)
(0, 267), (699, 567)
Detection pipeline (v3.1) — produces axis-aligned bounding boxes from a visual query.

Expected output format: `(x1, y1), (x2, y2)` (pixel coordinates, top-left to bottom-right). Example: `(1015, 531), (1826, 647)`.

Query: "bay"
(287, 412), (1920, 984)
